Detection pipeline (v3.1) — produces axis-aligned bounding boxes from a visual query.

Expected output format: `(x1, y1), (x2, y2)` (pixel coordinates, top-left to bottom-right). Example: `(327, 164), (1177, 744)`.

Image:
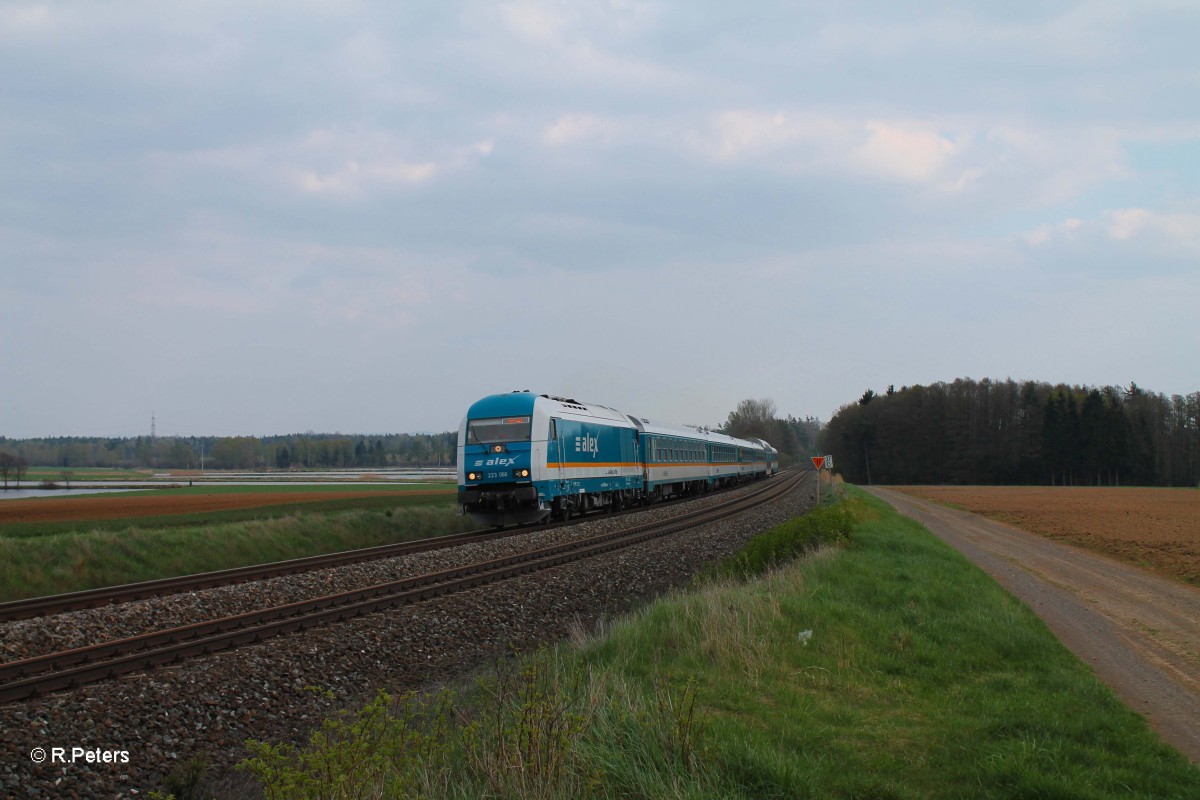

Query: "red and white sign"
(811, 456), (826, 469)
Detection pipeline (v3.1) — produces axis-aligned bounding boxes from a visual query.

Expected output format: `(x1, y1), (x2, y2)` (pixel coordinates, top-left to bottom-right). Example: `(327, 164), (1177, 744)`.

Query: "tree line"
(820, 379), (1199, 487)
(718, 397), (821, 467)
(0, 432), (457, 472)
(3, 399), (819, 476)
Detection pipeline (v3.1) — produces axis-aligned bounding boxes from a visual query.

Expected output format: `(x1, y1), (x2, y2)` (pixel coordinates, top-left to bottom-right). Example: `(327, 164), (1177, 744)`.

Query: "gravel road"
(868, 487), (1200, 764)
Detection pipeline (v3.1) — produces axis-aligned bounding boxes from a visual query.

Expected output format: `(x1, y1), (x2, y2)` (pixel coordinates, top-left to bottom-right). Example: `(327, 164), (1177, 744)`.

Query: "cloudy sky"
(2, 1), (1197, 438)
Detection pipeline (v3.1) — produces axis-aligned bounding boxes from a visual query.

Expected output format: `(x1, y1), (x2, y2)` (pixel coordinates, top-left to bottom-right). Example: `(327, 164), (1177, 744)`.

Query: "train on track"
(457, 391), (779, 527)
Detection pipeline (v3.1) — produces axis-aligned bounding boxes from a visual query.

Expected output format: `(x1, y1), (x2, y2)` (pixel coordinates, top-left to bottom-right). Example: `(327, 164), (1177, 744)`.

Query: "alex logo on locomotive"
(472, 456), (517, 468)
(574, 433), (600, 457)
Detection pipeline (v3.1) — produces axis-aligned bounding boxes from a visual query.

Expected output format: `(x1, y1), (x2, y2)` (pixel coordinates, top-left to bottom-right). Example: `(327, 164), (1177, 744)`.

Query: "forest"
(820, 379), (1199, 487)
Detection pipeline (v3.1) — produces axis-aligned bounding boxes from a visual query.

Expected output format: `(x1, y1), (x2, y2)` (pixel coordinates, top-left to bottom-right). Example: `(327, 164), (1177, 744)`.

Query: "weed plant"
(238, 653), (716, 800)
(702, 498), (858, 580)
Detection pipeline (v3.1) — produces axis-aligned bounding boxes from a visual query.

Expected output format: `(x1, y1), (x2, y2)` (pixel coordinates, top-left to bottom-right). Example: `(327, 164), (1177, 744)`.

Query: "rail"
(0, 470), (805, 704)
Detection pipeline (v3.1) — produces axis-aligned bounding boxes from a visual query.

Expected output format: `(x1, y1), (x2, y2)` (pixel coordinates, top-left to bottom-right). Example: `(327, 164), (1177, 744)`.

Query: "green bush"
(705, 499), (859, 579)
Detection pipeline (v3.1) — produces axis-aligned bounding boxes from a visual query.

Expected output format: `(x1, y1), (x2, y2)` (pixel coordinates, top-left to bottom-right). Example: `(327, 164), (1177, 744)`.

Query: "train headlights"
(466, 468), (529, 481)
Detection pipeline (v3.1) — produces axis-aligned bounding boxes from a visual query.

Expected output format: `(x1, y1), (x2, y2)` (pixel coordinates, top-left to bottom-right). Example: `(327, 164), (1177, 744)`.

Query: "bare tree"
(0, 452), (13, 490)
(722, 398), (778, 441)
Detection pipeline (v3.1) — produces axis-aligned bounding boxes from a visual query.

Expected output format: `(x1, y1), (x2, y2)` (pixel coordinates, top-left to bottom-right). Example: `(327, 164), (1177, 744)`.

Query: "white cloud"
(1023, 218), (1083, 247)
(0, 3), (53, 35)
(693, 109), (843, 162)
(688, 110), (970, 189)
(500, 1), (569, 43)
(813, 3), (1137, 62)
(297, 158), (439, 195)
(150, 128), (493, 198)
(541, 113), (618, 146)
(1104, 208), (1200, 251)
(482, 0), (681, 91)
(1106, 208), (1154, 241)
(1022, 208), (1200, 257)
(853, 121), (957, 183)
(684, 107), (1141, 207)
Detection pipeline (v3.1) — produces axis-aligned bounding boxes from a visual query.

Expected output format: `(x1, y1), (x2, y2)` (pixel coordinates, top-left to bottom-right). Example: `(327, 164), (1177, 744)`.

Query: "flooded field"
(0, 468), (455, 501)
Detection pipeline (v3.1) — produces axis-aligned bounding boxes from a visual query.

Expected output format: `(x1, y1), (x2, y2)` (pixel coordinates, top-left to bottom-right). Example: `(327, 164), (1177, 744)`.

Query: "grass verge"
(0, 501), (476, 602)
(229, 488), (1200, 799)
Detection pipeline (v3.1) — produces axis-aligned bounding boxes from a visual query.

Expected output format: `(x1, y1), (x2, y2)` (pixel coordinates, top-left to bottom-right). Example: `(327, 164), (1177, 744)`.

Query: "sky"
(2, 1), (1198, 438)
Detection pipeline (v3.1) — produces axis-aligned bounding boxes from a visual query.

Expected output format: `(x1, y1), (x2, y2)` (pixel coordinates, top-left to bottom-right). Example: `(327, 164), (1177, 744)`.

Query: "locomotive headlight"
(467, 472), (480, 481)
(516, 468), (530, 479)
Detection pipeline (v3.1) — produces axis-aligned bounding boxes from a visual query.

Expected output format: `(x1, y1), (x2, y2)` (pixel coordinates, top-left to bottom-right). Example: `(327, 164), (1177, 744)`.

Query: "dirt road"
(867, 487), (1200, 763)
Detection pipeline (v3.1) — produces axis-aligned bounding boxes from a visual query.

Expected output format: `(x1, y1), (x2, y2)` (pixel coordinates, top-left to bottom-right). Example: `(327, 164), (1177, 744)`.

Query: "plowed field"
(890, 486), (1200, 585)
(0, 489), (452, 525)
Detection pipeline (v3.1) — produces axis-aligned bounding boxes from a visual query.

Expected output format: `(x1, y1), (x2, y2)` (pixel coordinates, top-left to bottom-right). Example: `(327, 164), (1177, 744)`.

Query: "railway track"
(0, 476), (788, 623)
(0, 523), (536, 623)
(0, 470), (804, 705)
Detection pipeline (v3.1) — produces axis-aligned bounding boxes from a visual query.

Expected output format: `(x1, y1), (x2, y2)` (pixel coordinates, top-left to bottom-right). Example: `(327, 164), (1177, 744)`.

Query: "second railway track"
(0, 470), (804, 705)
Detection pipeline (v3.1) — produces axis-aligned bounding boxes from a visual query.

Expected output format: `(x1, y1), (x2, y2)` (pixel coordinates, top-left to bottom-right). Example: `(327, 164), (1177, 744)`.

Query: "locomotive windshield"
(466, 416), (532, 445)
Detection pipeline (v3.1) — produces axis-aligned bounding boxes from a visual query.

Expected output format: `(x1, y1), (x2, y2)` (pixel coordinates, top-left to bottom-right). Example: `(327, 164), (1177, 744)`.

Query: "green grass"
(14, 467), (154, 481)
(0, 499), (474, 602)
(236, 488), (1200, 800)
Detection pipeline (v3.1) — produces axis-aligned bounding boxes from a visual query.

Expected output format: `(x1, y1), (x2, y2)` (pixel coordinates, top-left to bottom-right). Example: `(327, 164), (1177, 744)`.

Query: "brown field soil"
(0, 490), (452, 525)
(890, 486), (1200, 585)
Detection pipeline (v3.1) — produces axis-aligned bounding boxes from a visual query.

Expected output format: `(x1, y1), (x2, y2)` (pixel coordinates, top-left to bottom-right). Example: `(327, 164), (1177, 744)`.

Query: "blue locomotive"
(457, 391), (778, 527)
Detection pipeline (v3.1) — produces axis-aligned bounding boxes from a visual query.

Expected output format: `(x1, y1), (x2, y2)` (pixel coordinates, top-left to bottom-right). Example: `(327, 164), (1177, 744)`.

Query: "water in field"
(0, 467), (455, 501)
(171, 468), (455, 482)
(0, 488), (154, 501)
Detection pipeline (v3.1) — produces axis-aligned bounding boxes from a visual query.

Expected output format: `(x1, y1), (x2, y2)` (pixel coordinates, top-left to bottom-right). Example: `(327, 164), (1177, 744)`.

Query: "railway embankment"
(235, 487), (1200, 800)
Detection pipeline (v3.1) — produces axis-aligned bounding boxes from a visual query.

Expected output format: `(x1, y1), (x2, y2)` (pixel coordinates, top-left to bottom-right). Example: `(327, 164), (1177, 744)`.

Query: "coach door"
(550, 417), (565, 488)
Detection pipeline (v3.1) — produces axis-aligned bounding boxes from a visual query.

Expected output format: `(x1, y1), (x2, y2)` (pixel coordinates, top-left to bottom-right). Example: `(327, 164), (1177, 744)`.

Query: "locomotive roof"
(537, 394), (635, 424)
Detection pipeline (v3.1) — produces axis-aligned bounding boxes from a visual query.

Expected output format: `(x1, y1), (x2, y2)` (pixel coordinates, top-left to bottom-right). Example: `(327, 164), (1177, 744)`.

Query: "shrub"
(706, 499), (861, 580)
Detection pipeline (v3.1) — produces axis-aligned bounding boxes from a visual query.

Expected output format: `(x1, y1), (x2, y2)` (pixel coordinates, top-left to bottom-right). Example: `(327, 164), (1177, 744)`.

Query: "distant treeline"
(0, 432), (457, 471)
(719, 398), (822, 467)
(821, 379), (1200, 487)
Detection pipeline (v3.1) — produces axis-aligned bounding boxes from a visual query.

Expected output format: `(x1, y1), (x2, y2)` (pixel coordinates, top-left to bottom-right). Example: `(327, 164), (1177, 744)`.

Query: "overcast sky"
(2, 1), (1197, 438)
